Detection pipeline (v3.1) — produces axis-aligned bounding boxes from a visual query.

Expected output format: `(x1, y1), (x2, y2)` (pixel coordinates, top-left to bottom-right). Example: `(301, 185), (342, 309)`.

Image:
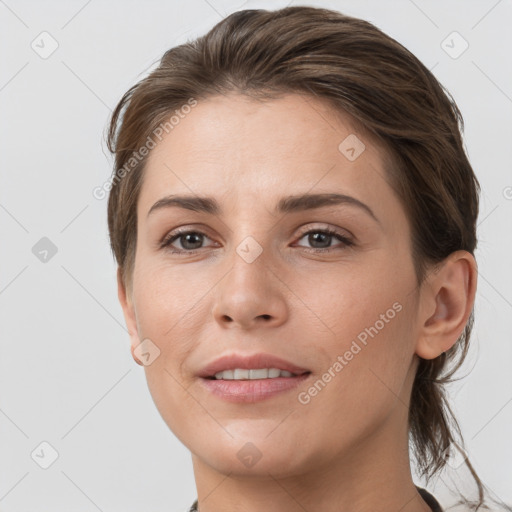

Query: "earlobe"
(415, 251), (477, 360)
(117, 267), (144, 366)
(130, 343), (144, 366)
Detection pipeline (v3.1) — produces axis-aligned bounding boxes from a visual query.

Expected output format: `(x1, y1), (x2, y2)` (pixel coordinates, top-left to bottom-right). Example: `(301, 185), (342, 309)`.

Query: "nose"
(211, 249), (288, 331)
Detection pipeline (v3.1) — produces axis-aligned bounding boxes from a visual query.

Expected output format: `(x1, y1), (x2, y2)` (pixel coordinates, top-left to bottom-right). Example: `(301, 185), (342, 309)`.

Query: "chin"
(193, 434), (314, 477)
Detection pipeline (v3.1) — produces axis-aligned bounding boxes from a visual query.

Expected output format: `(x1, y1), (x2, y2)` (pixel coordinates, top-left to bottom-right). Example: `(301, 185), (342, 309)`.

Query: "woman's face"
(120, 93), (423, 477)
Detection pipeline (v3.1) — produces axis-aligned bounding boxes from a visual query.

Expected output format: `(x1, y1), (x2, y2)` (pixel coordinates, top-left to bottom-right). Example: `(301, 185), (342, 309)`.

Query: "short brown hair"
(106, 6), (500, 509)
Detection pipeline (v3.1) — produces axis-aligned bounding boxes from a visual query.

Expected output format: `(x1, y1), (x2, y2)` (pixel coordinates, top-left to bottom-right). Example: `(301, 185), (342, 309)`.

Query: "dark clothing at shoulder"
(417, 486), (444, 512)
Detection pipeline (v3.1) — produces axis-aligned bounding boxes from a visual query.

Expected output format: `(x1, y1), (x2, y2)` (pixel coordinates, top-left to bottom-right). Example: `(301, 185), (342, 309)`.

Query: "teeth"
(213, 368), (298, 380)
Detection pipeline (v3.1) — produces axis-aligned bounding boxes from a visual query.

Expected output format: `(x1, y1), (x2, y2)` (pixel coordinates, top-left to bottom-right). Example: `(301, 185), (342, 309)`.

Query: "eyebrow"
(147, 192), (379, 224)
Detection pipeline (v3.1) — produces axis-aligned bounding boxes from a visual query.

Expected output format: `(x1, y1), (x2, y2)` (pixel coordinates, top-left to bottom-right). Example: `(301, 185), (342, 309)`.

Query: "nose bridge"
(227, 208), (280, 283)
(211, 230), (287, 329)
(226, 233), (270, 300)
(224, 202), (275, 267)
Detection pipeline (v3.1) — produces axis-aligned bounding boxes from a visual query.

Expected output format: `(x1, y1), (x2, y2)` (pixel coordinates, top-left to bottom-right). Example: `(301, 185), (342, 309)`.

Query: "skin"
(117, 93), (477, 512)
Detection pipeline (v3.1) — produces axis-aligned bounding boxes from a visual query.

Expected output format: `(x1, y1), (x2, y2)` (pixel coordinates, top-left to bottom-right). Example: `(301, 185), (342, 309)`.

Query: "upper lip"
(198, 352), (311, 378)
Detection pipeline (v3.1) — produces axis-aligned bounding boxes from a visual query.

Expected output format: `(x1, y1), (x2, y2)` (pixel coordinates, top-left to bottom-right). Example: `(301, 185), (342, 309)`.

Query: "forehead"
(138, 93), (398, 220)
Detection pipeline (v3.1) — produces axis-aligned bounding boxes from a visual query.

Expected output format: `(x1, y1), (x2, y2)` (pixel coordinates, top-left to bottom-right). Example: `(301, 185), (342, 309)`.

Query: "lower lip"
(199, 373), (311, 403)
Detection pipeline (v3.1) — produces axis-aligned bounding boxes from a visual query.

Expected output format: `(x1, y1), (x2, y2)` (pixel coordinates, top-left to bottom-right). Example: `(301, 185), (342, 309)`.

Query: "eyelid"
(293, 226), (354, 250)
(160, 223), (350, 243)
(295, 222), (353, 239)
(160, 222), (354, 254)
(159, 226), (216, 250)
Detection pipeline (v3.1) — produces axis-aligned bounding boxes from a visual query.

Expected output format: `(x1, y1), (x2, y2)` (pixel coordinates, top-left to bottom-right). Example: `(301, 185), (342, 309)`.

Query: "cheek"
(132, 256), (207, 340)
(291, 255), (416, 427)
(287, 252), (409, 347)
(130, 260), (201, 399)
(131, 261), (208, 444)
(294, 301), (415, 454)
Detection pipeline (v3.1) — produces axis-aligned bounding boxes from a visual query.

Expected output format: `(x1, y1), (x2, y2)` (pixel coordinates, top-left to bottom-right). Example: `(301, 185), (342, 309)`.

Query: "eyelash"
(159, 227), (354, 255)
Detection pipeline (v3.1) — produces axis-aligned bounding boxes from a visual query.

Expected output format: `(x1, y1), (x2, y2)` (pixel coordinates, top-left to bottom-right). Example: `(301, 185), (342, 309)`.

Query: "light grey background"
(0, 0), (511, 510)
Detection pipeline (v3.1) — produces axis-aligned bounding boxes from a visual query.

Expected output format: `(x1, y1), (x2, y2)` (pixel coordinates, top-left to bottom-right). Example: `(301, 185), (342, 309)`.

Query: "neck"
(190, 401), (432, 512)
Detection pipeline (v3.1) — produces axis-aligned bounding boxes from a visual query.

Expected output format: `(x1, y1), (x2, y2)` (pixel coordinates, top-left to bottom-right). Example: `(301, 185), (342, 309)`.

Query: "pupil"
(309, 232), (330, 248)
(183, 233), (202, 249)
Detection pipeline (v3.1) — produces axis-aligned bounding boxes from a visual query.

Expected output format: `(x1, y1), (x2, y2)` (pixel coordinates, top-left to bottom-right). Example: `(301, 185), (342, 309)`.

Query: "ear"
(117, 267), (143, 366)
(415, 250), (478, 360)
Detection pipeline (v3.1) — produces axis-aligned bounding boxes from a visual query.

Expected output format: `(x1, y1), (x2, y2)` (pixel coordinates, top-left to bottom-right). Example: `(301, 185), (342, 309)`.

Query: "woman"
(105, 6), (508, 512)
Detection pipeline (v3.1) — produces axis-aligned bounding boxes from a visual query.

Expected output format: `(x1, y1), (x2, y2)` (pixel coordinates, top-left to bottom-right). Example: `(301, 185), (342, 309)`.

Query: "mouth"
(197, 352), (312, 402)
(199, 369), (312, 403)
(203, 369), (312, 380)
(197, 352), (311, 380)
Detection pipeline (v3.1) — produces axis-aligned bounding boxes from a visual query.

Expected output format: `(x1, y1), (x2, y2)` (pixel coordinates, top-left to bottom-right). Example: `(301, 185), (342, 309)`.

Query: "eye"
(160, 226), (354, 255)
(294, 228), (354, 252)
(160, 229), (215, 254)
